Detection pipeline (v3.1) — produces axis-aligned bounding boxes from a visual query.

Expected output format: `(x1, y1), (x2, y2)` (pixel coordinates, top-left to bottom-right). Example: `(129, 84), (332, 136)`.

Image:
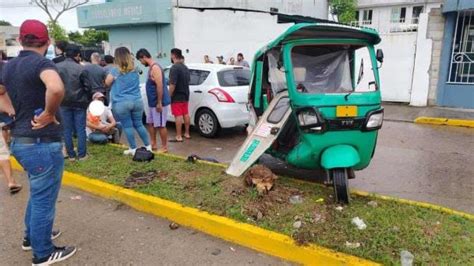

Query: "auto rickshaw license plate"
(336, 106), (358, 117)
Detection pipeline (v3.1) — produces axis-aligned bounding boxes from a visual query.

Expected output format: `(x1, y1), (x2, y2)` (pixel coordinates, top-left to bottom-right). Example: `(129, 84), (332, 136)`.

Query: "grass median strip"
(65, 144), (473, 265)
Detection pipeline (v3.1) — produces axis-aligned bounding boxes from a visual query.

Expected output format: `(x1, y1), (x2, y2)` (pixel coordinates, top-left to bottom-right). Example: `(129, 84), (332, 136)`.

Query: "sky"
(0, 0), (105, 32)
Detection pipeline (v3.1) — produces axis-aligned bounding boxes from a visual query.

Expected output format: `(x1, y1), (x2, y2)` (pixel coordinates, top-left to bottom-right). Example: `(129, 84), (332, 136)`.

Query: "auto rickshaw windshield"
(289, 45), (377, 94)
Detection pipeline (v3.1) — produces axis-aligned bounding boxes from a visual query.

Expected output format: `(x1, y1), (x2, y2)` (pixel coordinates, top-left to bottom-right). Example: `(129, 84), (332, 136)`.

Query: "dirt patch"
(244, 165), (278, 194)
(175, 169), (203, 183)
(244, 185), (305, 221)
(124, 170), (160, 188)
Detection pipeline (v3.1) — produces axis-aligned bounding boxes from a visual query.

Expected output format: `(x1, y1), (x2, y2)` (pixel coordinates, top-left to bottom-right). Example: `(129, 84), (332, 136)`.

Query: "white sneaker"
(145, 145), (152, 151)
(123, 148), (136, 156)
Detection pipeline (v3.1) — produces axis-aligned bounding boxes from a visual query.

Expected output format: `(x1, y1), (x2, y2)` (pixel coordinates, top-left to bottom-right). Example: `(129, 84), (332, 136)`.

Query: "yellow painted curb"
(10, 158), (376, 266)
(414, 116), (474, 128)
(351, 190), (474, 221)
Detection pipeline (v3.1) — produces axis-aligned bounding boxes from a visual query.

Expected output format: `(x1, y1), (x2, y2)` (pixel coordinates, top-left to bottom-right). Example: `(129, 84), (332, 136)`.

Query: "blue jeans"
(113, 100), (150, 149)
(11, 141), (64, 259)
(88, 132), (108, 144)
(60, 107), (87, 158)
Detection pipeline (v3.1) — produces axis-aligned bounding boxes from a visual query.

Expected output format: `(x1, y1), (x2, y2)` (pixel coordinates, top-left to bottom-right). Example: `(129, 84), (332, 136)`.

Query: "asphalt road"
(0, 174), (289, 265)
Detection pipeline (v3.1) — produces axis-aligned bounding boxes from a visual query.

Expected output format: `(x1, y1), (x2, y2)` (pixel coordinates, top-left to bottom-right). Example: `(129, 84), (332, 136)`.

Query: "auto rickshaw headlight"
(298, 111), (319, 126)
(364, 109), (384, 130)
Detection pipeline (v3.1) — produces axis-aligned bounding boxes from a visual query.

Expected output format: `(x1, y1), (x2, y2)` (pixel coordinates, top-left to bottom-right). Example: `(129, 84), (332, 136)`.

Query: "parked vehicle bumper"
(212, 102), (250, 128)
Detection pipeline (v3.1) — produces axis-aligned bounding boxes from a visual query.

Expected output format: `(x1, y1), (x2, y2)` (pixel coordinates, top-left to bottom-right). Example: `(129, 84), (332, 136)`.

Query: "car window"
(217, 69), (250, 87)
(189, 69), (210, 86)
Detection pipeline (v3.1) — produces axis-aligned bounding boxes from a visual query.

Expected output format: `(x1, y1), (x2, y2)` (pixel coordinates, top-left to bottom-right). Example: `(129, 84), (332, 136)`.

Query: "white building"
(352, 0), (444, 106)
(78, 0), (329, 69)
(0, 26), (21, 58)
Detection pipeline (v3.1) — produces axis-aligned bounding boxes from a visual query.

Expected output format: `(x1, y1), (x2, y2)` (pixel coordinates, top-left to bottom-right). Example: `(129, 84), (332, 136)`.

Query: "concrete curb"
(10, 158), (376, 266)
(414, 116), (474, 128)
(351, 190), (473, 221)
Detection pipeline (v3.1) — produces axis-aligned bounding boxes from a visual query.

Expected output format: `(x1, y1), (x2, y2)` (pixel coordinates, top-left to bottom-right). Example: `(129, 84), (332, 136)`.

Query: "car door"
(188, 69), (210, 124)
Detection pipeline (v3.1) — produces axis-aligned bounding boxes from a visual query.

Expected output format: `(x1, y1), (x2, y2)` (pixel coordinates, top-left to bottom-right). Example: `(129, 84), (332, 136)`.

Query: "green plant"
(0, 20), (12, 26)
(68, 29), (108, 46)
(329, 0), (357, 24)
(47, 21), (68, 41)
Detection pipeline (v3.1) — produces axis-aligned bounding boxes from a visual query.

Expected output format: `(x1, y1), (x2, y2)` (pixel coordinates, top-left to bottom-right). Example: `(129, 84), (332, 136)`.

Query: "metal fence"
(448, 10), (474, 84)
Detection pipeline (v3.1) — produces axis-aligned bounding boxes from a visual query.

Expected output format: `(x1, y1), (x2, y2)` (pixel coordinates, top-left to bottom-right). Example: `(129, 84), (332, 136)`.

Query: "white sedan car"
(141, 63), (250, 138)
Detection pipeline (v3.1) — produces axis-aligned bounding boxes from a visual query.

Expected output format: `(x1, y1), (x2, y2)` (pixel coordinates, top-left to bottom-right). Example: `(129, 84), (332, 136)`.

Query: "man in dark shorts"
(169, 48), (191, 142)
(136, 48), (171, 152)
(1, 19), (77, 265)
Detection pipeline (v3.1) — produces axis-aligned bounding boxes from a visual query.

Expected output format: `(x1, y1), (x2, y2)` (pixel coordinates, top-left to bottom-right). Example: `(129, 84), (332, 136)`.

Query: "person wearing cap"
(1, 19), (77, 265)
(169, 48), (191, 142)
(57, 44), (89, 161)
(86, 92), (120, 144)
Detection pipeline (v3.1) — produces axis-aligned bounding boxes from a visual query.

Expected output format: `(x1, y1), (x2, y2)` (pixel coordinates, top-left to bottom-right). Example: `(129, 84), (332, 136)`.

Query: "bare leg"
(0, 130), (19, 188)
(0, 159), (16, 187)
(175, 116), (184, 141)
(184, 114), (191, 139)
(147, 124), (157, 150)
(158, 127), (168, 152)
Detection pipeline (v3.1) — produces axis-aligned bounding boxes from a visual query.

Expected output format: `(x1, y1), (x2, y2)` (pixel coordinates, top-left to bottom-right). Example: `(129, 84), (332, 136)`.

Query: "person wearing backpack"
(105, 47), (151, 155)
(136, 48), (171, 153)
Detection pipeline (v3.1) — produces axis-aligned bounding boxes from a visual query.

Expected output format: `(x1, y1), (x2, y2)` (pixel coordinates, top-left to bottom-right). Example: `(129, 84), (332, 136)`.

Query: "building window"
(448, 11), (474, 84)
(391, 7), (406, 23)
(362, 9), (373, 25)
(412, 6), (424, 24)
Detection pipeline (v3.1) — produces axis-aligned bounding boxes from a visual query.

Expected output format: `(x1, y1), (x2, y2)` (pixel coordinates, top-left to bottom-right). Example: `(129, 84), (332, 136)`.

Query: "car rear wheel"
(196, 109), (220, 138)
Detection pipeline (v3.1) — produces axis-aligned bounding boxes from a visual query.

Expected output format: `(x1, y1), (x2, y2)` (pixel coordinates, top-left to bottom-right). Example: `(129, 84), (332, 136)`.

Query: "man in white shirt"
(86, 92), (121, 144)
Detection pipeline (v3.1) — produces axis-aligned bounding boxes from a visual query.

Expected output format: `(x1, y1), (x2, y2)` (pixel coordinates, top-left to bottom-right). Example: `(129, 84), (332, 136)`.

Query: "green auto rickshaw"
(227, 22), (385, 204)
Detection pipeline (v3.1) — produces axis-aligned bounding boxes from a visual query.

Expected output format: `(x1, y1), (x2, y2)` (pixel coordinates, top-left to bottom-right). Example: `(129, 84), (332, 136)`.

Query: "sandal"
(169, 138), (183, 143)
(9, 185), (22, 195)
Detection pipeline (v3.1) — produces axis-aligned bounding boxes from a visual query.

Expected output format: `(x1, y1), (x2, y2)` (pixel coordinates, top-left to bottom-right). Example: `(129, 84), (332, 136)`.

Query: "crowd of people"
(203, 53), (250, 67)
(0, 19), (194, 265)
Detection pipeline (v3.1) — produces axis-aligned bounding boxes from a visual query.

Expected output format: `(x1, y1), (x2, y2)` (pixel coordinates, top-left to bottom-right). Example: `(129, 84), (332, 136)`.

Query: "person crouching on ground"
(136, 48), (171, 153)
(86, 92), (121, 144)
(105, 47), (151, 155)
(57, 44), (89, 161)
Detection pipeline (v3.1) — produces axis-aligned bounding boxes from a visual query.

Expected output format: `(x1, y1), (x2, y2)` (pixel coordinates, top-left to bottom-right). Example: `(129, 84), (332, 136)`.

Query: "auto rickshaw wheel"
(332, 168), (350, 204)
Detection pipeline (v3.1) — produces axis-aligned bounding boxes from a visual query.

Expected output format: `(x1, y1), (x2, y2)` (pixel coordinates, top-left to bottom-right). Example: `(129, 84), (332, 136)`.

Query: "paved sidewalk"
(0, 172), (289, 265)
(383, 102), (474, 122)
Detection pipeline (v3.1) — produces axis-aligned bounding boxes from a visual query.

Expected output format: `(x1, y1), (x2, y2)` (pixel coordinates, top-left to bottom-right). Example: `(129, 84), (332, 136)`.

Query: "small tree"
(31, 0), (89, 26)
(0, 20), (12, 26)
(47, 21), (68, 41)
(329, 0), (357, 24)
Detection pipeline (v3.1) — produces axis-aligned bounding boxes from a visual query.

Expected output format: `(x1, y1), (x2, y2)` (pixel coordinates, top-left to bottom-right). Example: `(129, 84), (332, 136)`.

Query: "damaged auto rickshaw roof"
(258, 22), (381, 55)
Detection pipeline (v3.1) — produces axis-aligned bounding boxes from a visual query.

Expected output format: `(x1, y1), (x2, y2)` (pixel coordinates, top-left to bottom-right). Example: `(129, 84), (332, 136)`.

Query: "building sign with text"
(78, 0), (172, 28)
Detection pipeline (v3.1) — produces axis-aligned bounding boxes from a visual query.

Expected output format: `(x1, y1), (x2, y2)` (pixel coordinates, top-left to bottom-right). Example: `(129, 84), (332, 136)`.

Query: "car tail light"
(209, 88), (235, 103)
